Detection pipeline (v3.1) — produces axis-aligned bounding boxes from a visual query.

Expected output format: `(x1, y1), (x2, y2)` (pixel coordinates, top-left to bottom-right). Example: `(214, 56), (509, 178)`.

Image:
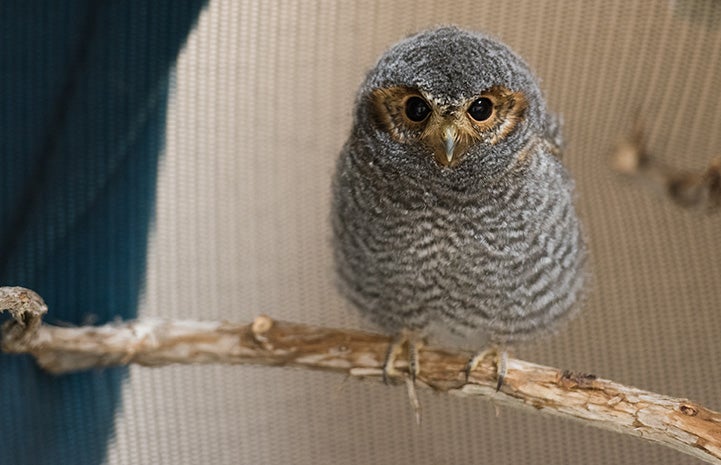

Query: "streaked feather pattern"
(332, 26), (586, 346)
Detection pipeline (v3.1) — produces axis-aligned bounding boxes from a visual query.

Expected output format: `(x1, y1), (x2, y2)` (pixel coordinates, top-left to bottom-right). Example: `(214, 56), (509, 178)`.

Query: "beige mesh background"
(106, 1), (721, 463)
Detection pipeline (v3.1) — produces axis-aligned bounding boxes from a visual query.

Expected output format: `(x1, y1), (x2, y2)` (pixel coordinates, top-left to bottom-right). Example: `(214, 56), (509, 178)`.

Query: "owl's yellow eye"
(468, 97), (494, 122)
(405, 96), (431, 122)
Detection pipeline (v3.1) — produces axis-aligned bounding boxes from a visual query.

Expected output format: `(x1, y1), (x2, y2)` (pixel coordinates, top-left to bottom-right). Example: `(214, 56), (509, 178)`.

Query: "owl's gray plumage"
(332, 26), (586, 347)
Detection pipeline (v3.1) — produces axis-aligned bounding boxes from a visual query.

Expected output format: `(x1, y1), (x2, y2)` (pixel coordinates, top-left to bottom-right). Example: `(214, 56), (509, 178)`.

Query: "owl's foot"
(464, 347), (508, 391)
(383, 330), (424, 424)
(382, 330), (422, 385)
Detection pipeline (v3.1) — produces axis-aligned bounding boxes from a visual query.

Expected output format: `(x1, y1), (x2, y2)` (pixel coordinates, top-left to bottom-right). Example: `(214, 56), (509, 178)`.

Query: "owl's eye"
(468, 97), (494, 122)
(405, 96), (431, 122)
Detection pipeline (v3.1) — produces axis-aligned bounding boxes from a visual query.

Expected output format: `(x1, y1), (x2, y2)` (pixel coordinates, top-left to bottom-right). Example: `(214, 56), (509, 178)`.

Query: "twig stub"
(0, 286), (48, 348)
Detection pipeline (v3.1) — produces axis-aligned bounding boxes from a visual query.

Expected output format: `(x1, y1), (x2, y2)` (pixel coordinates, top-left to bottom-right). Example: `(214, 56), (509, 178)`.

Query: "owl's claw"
(464, 347), (508, 391)
(382, 331), (423, 423)
(382, 331), (421, 385)
(496, 350), (508, 391)
(407, 338), (420, 383)
(382, 334), (405, 384)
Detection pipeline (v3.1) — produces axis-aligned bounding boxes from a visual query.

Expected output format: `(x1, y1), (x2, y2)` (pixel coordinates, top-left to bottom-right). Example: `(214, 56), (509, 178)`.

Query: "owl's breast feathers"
(332, 137), (586, 343)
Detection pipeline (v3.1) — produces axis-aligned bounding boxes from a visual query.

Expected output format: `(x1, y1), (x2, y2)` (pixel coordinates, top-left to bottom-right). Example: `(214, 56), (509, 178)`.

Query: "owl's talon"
(381, 331), (422, 385)
(381, 363), (400, 385)
(408, 338), (421, 384)
(464, 347), (491, 383)
(381, 368), (391, 385)
(464, 348), (508, 391)
(496, 350), (508, 392)
(382, 333), (406, 385)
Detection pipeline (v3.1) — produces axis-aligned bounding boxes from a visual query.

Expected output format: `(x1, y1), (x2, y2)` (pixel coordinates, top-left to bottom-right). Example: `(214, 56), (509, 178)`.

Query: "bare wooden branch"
(2, 298), (720, 464)
(610, 123), (721, 211)
(0, 286), (48, 344)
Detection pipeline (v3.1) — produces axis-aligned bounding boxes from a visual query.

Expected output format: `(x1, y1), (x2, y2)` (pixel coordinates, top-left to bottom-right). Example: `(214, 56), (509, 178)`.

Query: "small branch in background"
(610, 123), (721, 210)
(1, 287), (721, 464)
(0, 286), (48, 344)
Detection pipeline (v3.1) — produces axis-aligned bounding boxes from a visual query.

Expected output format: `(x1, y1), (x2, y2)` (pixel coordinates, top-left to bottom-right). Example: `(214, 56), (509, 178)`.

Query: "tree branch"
(2, 287), (721, 464)
(610, 122), (721, 211)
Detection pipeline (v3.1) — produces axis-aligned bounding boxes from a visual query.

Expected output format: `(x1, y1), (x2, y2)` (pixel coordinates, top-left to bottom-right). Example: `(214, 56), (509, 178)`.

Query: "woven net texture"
(108, 1), (721, 463)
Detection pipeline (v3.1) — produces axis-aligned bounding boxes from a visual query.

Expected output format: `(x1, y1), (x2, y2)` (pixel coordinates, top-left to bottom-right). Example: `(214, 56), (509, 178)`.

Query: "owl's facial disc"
(371, 85), (528, 168)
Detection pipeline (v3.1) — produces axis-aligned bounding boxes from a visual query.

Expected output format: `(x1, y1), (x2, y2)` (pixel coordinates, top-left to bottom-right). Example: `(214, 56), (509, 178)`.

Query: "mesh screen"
(108, 1), (721, 463)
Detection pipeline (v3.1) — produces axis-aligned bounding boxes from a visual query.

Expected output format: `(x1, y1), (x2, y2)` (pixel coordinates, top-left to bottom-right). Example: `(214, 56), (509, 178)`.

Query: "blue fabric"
(0, 1), (206, 463)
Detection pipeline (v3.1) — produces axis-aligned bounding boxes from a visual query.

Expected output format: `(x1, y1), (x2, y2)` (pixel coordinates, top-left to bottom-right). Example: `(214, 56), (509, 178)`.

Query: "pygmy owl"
(331, 26), (587, 384)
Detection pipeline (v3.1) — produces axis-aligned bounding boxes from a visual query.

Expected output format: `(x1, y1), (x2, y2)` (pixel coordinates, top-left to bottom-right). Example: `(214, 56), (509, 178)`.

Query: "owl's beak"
(443, 126), (456, 164)
(425, 121), (470, 168)
(436, 125), (458, 166)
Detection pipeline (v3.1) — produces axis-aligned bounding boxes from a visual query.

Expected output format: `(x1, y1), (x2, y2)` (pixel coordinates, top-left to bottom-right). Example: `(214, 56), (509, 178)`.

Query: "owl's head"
(356, 26), (553, 178)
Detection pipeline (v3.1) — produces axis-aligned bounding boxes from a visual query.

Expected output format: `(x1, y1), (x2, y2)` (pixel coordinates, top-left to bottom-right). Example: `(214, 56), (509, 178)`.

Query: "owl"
(331, 26), (587, 386)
